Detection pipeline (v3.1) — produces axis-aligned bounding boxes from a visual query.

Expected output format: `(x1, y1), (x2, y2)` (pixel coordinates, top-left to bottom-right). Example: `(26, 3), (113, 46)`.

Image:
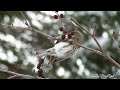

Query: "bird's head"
(68, 30), (83, 44)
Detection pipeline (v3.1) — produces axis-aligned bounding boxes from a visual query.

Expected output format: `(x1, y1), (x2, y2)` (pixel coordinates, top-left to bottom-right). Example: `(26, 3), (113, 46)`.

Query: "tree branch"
(0, 69), (44, 79)
(7, 75), (19, 79)
(0, 24), (56, 43)
(78, 44), (120, 68)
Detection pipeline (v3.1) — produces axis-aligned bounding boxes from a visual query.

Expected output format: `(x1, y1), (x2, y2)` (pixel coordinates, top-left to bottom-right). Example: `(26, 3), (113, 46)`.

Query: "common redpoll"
(36, 30), (83, 63)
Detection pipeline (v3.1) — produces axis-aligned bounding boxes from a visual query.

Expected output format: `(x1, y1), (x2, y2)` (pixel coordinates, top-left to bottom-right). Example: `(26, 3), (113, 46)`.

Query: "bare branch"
(70, 17), (92, 35)
(8, 75), (19, 79)
(93, 24), (97, 36)
(0, 69), (44, 79)
(20, 11), (29, 26)
(78, 44), (120, 68)
(0, 24), (56, 43)
(0, 69), (19, 75)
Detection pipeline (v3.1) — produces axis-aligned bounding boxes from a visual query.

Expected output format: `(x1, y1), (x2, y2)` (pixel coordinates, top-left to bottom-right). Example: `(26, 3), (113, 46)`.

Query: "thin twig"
(20, 11), (29, 25)
(0, 69), (20, 75)
(7, 74), (41, 79)
(0, 24), (56, 43)
(106, 29), (120, 52)
(70, 17), (92, 35)
(8, 75), (19, 79)
(93, 24), (97, 36)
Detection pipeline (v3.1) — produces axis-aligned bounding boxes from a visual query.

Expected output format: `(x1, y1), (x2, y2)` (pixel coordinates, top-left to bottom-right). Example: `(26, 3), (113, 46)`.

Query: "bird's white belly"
(54, 42), (74, 58)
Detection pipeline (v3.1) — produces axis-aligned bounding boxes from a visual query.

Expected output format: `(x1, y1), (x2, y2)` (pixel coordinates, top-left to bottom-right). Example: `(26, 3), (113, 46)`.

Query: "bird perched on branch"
(36, 30), (83, 64)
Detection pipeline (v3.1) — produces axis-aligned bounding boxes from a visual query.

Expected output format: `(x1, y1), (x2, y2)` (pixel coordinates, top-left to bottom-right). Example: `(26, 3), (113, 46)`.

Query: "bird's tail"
(35, 49), (48, 58)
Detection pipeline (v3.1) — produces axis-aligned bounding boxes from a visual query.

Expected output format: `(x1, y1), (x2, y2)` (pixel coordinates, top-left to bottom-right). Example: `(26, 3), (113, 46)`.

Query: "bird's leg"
(51, 56), (57, 64)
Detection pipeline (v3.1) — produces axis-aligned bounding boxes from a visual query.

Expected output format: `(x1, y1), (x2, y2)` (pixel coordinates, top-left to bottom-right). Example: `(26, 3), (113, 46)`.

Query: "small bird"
(36, 30), (83, 64)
